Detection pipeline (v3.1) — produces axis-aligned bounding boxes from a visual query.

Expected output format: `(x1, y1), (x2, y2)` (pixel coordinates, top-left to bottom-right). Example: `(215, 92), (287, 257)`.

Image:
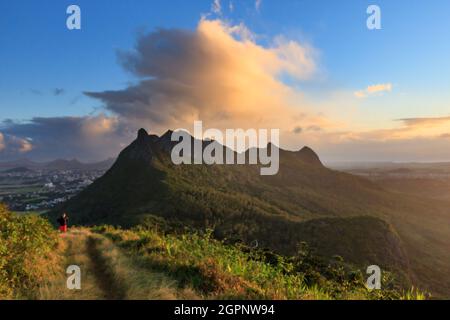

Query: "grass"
(89, 231), (197, 299)
(0, 203), (428, 300)
(94, 225), (428, 300)
(41, 228), (197, 300)
(39, 229), (110, 300)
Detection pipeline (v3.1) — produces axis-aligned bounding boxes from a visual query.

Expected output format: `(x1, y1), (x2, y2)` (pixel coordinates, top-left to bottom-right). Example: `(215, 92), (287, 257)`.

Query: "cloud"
(396, 116), (450, 127)
(307, 125), (322, 132)
(316, 133), (450, 162)
(303, 113), (450, 161)
(334, 116), (450, 142)
(292, 126), (303, 134)
(211, 0), (222, 15)
(1, 18), (325, 161)
(86, 18), (319, 136)
(255, 0), (262, 11)
(53, 88), (65, 96)
(0, 115), (132, 161)
(0, 133), (34, 155)
(354, 83), (392, 98)
(29, 89), (42, 95)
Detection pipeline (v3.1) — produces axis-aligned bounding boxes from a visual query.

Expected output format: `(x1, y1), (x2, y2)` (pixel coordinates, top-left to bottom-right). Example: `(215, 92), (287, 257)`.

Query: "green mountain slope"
(54, 129), (450, 297)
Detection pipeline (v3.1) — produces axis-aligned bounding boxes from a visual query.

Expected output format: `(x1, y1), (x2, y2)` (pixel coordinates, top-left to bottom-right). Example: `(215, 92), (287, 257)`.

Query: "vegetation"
(0, 204), (59, 299)
(92, 224), (426, 300)
(40, 228), (197, 300)
(0, 203), (427, 300)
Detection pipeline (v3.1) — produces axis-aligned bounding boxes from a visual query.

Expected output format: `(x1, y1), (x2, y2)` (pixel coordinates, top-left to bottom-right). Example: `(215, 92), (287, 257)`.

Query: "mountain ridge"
(0, 157), (116, 171)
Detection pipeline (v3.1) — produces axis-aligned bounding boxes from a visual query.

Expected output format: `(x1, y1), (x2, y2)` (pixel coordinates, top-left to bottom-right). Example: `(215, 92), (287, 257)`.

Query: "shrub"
(0, 204), (58, 299)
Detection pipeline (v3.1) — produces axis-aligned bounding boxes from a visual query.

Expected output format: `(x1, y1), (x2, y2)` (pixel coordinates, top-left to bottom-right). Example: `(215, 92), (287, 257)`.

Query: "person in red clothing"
(57, 213), (69, 233)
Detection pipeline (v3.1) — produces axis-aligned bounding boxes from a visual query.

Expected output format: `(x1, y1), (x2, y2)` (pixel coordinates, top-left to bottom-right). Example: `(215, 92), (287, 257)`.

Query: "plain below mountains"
(55, 129), (450, 298)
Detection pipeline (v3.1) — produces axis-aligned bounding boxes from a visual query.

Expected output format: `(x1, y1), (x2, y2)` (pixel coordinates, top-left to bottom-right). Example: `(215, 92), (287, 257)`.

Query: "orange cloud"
(81, 114), (119, 136)
(19, 139), (33, 153)
(0, 133), (33, 154)
(87, 18), (323, 137)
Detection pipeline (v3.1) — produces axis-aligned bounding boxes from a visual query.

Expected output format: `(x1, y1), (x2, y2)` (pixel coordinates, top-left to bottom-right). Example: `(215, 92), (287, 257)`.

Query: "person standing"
(57, 213), (69, 233)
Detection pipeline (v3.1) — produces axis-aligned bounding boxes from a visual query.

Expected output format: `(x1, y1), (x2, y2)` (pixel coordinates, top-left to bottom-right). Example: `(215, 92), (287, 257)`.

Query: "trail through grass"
(40, 228), (193, 300)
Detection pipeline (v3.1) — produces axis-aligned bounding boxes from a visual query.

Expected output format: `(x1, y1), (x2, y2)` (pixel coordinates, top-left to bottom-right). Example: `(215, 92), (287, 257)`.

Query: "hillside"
(55, 129), (450, 297)
(2, 205), (425, 300)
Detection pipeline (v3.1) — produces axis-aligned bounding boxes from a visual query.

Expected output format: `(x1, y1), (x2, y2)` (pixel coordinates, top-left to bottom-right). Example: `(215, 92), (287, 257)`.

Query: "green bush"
(0, 204), (58, 299)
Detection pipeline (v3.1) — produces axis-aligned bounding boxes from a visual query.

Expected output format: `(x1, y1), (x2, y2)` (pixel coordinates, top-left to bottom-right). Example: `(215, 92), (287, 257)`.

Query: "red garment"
(59, 225), (68, 233)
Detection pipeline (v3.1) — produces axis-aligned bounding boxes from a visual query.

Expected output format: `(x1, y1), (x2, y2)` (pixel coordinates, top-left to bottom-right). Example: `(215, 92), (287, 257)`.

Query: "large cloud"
(1, 18), (325, 161)
(0, 115), (132, 162)
(85, 19), (320, 135)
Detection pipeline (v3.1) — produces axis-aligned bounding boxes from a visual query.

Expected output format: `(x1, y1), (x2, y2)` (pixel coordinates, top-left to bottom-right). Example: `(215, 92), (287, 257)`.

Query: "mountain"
(0, 157), (115, 172)
(0, 159), (41, 170)
(55, 129), (450, 297)
(44, 159), (85, 170)
(2, 167), (35, 174)
(44, 158), (116, 171)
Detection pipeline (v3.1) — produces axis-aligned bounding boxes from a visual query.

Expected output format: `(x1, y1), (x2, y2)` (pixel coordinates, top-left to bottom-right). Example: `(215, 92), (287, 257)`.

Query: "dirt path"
(40, 229), (124, 300)
(40, 227), (196, 300)
(85, 235), (126, 300)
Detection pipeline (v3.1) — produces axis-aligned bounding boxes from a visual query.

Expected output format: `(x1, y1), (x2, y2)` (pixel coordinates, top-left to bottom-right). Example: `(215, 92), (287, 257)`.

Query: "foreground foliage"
(0, 205), (59, 299)
(0, 202), (427, 300)
(94, 224), (426, 300)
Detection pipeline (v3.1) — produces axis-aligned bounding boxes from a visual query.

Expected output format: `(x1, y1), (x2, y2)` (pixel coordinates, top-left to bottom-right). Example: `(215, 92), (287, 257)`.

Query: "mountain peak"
(137, 128), (149, 140)
(296, 146), (323, 166)
(161, 130), (174, 139)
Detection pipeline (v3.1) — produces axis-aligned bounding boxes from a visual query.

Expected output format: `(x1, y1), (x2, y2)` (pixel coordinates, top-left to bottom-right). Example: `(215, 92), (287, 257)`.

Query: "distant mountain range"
(53, 128), (450, 298)
(0, 157), (116, 172)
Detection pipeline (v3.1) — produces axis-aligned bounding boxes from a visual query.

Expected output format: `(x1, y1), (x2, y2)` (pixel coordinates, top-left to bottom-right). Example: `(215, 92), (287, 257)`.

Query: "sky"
(0, 0), (450, 162)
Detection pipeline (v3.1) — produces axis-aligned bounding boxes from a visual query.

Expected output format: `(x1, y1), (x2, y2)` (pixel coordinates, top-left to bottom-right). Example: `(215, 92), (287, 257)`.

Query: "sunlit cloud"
(86, 18), (321, 137)
(0, 133), (34, 155)
(354, 83), (392, 98)
(396, 116), (450, 127)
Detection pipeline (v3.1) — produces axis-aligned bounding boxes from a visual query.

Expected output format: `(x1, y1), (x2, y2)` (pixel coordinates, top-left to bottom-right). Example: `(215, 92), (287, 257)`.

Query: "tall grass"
(95, 225), (423, 300)
(89, 232), (197, 299)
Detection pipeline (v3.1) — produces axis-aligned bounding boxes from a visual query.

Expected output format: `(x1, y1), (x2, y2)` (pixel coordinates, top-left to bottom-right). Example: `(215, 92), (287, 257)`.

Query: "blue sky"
(1, 0), (450, 161)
